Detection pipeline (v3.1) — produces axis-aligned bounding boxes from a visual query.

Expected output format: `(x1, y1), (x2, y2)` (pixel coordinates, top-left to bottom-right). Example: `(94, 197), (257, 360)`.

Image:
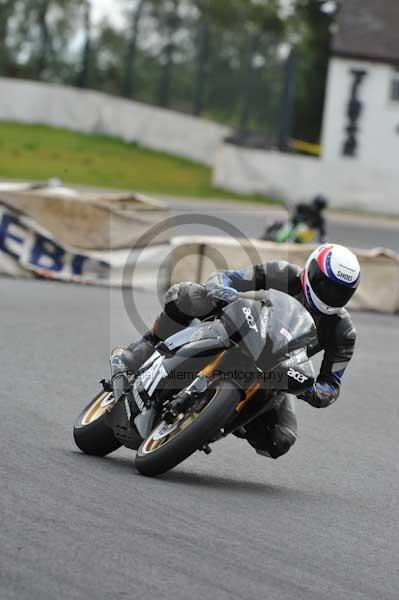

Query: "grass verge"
(0, 121), (277, 203)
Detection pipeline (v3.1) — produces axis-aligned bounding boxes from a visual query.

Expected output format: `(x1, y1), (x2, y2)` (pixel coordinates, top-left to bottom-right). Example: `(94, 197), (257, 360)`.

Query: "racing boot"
(121, 307), (179, 375)
(244, 395), (297, 459)
(121, 331), (158, 374)
(109, 331), (158, 403)
(110, 346), (129, 402)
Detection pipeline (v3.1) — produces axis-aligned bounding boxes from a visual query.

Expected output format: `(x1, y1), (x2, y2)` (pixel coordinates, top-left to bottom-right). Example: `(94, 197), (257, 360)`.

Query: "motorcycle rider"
(293, 195), (328, 243)
(121, 244), (360, 460)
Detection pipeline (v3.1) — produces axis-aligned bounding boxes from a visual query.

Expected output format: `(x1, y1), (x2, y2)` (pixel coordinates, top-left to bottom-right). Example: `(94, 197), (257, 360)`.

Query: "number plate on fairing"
(133, 352), (168, 413)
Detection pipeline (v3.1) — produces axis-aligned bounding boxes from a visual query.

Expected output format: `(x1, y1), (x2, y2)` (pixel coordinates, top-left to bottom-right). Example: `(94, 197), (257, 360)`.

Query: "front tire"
(74, 391), (121, 457)
(135, 381), (242, 477)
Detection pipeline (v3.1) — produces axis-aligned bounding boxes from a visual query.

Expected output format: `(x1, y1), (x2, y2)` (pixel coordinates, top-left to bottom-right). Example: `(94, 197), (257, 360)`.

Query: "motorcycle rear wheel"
(135, 381), (242, 477)
(73, 391), (121, 457)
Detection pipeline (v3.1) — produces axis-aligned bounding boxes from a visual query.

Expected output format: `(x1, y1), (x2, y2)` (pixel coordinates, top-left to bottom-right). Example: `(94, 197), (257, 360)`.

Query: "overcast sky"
(92, 0), (124, 27)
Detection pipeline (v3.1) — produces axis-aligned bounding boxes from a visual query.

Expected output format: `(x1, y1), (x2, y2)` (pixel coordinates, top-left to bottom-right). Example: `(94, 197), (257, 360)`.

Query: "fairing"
(162, 321), (230, 352)
(259, 289), (317, 369)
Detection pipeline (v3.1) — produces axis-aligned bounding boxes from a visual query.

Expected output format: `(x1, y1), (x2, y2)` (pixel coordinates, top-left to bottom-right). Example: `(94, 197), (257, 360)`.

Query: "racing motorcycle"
(262, 219), (315, 244)
(73, 289), (317, 477)
(262, 196), (328, 244)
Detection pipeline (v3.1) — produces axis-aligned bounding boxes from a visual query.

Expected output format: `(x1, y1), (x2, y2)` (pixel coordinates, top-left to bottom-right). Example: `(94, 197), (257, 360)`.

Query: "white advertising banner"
(0, 203), (168, 288)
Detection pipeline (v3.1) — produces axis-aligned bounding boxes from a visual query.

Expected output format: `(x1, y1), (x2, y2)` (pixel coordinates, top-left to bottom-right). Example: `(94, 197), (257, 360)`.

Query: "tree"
(122, 0), (146, 98)
(35, 0), (51, 80)
(0, 0), (306, 139)
(192, 2), (210, 116)
(0, 1), (15, 75)
(150, 0), (181, 108)
(76, 0), (93, 88)
(292, 0), (336, 142)
(8, 0), (81, 82)
(94, 20), (127, 94)
(236, 0), (284, 133)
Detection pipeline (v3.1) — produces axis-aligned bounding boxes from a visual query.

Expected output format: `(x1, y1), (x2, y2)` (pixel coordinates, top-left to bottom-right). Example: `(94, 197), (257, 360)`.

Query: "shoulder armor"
(261, 262), (302, 295)
(335, 311), (356, 344)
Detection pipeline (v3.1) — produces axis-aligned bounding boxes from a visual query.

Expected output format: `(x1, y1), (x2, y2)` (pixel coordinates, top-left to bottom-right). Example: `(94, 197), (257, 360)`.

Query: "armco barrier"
(0, 78), (229, 166)
(169, 236), (399, 314)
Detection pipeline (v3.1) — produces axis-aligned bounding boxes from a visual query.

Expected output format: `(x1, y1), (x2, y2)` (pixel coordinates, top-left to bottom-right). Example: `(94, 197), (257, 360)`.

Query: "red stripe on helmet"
(317, 246), (333, 275)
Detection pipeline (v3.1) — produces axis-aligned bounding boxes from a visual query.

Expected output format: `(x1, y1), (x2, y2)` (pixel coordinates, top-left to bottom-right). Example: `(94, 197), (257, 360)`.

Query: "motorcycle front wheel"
(135, 381), (242, 477)
(73, 390), (121, 457)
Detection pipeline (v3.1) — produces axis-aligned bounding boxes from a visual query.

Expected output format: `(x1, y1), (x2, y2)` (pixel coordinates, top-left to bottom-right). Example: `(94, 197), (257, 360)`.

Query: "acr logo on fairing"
(287, 368), (308, 384)
(242, 307), (258, 332)
(337, 270), (353, 282)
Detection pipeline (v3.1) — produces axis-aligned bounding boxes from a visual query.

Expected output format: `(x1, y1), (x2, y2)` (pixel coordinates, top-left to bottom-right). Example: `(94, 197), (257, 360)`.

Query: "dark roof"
(333, 0), (399, 65)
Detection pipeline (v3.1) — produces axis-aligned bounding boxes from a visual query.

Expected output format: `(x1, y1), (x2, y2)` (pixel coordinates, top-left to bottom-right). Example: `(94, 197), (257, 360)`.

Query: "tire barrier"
(169, 236), (399, 314)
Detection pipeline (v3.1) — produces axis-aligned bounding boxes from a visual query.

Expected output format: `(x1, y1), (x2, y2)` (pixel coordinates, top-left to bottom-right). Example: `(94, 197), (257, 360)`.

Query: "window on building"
(391, 77), (399, 102)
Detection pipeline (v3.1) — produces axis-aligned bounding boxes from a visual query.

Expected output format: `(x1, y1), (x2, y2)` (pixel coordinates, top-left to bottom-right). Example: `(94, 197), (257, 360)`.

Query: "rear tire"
(135, 381), (242, 477)
(262, 222), (282, 241)
(74, 391), (121, 457)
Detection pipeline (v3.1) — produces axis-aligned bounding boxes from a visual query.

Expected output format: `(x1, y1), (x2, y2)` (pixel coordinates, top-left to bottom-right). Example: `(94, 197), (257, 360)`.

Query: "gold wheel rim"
(81, 392), (114, 426)
(140, 388), (218, 455)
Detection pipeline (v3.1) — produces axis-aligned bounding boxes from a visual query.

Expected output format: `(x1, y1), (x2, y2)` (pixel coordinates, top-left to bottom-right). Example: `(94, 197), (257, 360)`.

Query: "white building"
(214, 0), (399, 214)
(322, 0), (399, 174)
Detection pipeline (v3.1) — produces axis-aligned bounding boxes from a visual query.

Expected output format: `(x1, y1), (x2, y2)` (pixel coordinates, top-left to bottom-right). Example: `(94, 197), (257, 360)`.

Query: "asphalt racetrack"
(2, 277), (399, 600)
(165, 198), (399, 253)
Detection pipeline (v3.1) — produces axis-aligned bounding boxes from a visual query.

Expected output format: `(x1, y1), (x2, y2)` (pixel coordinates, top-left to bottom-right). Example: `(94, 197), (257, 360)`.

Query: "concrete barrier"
(169, 236), (399, 314)
(0, 78), (229, 166)
(213, 143), (399, 215)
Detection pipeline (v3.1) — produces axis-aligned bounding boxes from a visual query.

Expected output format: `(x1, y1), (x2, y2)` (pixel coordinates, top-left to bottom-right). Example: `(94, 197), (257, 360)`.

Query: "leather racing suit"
(123, 261), (356, 460)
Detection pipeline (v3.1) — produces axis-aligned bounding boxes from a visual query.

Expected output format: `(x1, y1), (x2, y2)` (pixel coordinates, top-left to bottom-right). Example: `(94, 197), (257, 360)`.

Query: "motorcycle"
(73, 289), (317, 477)
(262, 220), (315, 244)
(262, 196), (328, 244)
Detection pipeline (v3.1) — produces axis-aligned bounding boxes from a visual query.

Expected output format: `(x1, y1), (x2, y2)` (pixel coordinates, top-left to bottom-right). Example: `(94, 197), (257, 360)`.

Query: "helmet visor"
(308, 259), (356, 308)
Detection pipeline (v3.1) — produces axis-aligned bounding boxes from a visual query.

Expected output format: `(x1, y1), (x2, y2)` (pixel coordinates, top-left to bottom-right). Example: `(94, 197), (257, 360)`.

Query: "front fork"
(223, 388), (283, 437)
(162, 375), (209, 424)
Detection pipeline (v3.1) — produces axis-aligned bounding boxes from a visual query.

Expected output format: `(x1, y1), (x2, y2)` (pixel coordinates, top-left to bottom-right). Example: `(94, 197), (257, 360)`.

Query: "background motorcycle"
(73, 290), (317, 477)
(262, 195), (328, 244)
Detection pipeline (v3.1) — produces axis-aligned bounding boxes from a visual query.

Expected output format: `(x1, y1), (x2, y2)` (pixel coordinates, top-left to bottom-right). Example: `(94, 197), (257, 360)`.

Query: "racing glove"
(299, 381), (339, 409)
(207, 286), (239, 309)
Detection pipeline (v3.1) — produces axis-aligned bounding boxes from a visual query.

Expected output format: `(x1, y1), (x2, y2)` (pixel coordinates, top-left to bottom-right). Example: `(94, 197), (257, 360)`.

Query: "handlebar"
(237, 291), (267, 302)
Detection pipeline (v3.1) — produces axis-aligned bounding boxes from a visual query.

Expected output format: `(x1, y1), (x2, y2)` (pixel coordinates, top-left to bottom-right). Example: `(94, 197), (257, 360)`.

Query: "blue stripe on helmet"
(325, 252), (359, 288)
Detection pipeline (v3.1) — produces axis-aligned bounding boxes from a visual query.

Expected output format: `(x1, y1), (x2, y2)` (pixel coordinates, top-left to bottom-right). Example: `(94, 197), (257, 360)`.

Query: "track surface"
(1, 279), (398, 600)
(164, 198), (399, 252)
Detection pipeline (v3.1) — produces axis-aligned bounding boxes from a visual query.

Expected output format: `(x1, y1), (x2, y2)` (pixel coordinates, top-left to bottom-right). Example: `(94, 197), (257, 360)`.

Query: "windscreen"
(258, 289), (318, 370)
(221, 298), (265, 362)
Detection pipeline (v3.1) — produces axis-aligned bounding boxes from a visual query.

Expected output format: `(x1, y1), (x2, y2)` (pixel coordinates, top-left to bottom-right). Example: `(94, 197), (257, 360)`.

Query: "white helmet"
(301, 244), (360, 315)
